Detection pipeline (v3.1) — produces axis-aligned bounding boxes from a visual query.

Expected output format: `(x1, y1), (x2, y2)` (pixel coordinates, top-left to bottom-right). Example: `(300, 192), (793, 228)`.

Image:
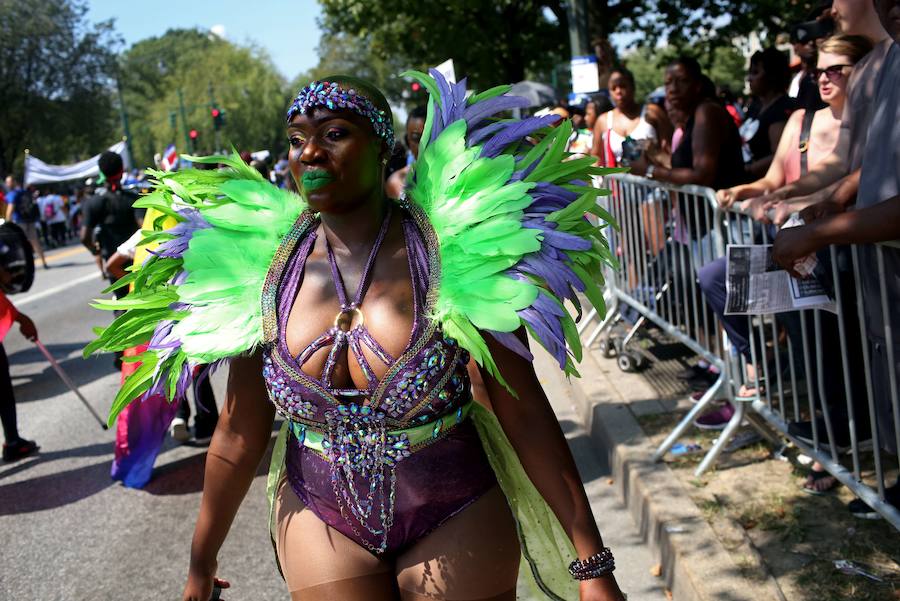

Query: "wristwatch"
(645, 165), (655, 179)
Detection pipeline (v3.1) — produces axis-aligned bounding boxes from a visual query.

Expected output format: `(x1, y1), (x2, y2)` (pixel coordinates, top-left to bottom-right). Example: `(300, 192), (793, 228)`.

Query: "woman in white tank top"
(591, 67), (672, 166)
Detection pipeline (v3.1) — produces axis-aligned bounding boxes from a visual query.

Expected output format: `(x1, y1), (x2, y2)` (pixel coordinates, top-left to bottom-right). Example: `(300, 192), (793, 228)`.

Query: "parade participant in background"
(38, 189), (67, 248)
(88, 73), (626, 601)
(0, 221), (38, 461)
(591, 67), (671, 167)
(80, 151), (141, 366)
(5, 176), (48, 269)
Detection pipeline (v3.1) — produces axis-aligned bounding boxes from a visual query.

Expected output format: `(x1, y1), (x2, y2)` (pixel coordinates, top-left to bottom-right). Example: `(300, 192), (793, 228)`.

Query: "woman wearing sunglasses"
(716, 34), (873, 219)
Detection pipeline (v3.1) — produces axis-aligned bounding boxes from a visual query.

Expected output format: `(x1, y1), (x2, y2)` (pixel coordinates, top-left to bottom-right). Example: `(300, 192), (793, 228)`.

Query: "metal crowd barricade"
(579, 173), (900, 528)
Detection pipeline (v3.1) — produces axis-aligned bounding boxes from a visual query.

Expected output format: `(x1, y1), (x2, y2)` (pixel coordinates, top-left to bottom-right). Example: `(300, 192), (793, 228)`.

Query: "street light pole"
(177, 88), (193, 154)
(114, 74), (134, 168)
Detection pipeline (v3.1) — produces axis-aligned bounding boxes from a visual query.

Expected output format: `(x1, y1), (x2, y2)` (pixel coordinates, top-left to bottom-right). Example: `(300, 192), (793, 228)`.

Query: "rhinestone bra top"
(261, 201), (472, 430)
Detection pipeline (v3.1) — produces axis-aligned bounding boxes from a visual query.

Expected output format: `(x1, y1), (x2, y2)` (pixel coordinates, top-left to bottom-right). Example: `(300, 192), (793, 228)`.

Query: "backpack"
(14, 191), (39, 223)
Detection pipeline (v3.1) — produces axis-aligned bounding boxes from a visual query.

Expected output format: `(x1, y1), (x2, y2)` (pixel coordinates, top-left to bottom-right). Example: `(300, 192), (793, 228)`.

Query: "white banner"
(24, 140), (130, 186)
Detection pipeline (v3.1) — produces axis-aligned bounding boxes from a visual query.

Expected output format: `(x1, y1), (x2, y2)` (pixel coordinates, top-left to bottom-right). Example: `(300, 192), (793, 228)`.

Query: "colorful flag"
(160, 144), (178, 172)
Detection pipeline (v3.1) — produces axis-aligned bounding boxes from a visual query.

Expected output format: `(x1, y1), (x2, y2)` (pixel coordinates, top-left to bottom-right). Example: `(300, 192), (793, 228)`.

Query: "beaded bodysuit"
(262, 202), (497, 555)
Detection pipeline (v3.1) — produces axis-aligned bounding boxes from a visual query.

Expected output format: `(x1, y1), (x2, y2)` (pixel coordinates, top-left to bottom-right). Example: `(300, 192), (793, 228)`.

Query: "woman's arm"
(183, 350), (275, 601)
(637, 103), (725, 187)
(478, 330), (625, 601)
(644, 103), (673, 150)
(719, 112), (799, 210)
(590, 112), (610, 164)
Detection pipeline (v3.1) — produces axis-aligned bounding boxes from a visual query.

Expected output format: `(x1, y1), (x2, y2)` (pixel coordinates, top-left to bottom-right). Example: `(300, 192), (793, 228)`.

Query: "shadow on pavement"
(0, 441), (112, 482)
(9, 342), (117, 405)
(0, 457), (113, 515)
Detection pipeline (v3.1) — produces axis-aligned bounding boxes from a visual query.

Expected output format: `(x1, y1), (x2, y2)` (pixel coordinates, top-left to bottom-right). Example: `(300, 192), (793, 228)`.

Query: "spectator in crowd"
(567, 104), (595, 155)
(591, 67), (671, 167)
(740, 48), (796, 178)
(4, 176), (48, 269)
(630, 57), (746, 250)
(717, 87), (744, 127)
(385, 106), (426, 199)
(744, 0), (892, 220)
(720, 35), (872, 222)
(696, 34), (872, 447)
(772, 0), (900, 517)
(0, 286), (38, 461)
(789, 3), (833, 111)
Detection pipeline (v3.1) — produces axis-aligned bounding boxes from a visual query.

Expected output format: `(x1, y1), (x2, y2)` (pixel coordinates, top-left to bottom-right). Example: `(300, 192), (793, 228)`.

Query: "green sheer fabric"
(265, 408), (577, 599)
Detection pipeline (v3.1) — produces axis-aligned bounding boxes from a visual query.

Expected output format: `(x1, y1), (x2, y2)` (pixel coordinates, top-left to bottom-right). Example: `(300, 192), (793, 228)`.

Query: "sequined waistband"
(290, 401), (473, 460)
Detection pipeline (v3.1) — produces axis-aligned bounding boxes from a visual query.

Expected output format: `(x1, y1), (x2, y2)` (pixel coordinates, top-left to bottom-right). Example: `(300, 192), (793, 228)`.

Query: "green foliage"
(120, 29), (288, 167)
(622, 44), (748, 101)
(0, 0), (119, 177)
(629, 1), (814, 50)
(317, 0), (568, 92)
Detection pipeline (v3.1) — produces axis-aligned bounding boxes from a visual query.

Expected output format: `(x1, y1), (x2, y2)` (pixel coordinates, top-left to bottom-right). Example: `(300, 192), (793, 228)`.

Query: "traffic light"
(189, 129), (199, 141)
(211, 107), (225, 131)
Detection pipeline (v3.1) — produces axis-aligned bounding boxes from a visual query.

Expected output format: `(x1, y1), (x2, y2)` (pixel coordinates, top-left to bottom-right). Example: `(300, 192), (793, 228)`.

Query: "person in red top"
(0, 286), (39, 461)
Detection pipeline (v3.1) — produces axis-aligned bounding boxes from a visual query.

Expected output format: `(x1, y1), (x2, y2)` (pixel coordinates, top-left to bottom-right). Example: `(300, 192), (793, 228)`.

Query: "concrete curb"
(561, 350), (782, 601)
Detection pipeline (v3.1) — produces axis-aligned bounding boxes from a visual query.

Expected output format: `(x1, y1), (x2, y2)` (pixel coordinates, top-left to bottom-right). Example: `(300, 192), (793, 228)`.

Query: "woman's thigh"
(275, 478), (398, 601)
(395, 486), (520, 601)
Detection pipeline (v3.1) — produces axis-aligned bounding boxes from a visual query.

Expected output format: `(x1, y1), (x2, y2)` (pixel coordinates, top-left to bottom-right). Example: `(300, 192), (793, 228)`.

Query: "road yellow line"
(45, 245), (88, 263)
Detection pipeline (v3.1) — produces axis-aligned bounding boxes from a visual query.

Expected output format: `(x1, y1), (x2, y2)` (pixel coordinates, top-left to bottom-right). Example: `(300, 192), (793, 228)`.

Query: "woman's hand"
(183, 560), (230, 601)
(716, 187), (738, 209)
(16, 312), (37, 341)
(580, 575), (627, 601)
(740, 195), (775, 224)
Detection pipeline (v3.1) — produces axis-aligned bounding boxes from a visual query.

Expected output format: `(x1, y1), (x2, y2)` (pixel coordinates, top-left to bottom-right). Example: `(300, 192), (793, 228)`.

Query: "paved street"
(0, 242), (664, 601)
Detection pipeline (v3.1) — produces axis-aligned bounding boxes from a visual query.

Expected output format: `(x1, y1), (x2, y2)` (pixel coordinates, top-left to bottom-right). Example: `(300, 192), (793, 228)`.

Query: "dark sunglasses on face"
(814, 64), (852, 82)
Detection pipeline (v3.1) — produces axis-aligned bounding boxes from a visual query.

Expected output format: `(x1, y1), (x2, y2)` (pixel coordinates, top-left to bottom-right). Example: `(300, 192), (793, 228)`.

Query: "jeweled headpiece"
(287, 80), (395, 150)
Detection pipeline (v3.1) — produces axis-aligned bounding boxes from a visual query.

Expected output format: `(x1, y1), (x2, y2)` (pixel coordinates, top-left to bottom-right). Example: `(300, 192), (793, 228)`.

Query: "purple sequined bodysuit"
(261, 202), (497, 555)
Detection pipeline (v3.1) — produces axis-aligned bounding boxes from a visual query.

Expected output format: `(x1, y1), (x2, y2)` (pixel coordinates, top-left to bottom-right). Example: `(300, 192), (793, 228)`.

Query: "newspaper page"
(724, 244), (836, 315)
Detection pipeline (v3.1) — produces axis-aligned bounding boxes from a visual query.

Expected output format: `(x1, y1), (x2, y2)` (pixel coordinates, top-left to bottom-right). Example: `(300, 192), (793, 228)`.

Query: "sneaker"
(847, 484), (900, 520)
(788, 419), (872, 454)
(170, 417), (190, 442)
(2, 438), (39, 461)
(677, 363), (711, 380)
(693, 402), (735, 430)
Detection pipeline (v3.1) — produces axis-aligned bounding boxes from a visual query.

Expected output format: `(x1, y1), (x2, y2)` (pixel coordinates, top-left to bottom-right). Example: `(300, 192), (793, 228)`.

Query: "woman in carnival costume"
(87, 72), (626, 601)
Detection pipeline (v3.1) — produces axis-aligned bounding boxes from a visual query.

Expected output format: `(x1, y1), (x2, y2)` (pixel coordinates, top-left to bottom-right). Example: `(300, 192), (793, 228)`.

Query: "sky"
(86, 0), (323, 81)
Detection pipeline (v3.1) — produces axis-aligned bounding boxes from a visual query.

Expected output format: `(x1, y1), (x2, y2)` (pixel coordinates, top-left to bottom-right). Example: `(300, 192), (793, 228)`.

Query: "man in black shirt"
(80, 151), (140, 368)
(80, 151), (141, 264)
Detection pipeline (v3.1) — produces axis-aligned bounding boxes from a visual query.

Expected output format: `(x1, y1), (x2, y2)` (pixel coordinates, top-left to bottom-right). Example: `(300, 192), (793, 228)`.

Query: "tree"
(0, 0), (119, 177)
(627, 0), (816, 50)
(317, 0), (568, 90)
(119, 29), (289, 167)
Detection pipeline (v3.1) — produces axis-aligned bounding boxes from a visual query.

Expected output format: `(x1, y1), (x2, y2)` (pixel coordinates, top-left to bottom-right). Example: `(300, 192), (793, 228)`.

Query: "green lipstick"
(301, 170), (334, 191)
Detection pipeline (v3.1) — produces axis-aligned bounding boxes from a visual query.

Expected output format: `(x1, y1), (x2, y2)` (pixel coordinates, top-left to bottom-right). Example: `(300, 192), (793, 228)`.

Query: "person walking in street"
(5, 176), (48, 269)
(0, 287), (39, 462)
(88, 73), (627, 601)
(80, 151), (141, 367)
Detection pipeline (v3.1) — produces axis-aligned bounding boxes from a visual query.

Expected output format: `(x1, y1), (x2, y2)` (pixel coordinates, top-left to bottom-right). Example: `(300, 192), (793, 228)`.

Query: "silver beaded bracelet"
(568, 548), (616, 580)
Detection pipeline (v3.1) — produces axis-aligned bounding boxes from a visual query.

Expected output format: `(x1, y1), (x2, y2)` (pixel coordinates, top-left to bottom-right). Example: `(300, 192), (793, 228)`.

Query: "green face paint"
(301, 169), (334, 191)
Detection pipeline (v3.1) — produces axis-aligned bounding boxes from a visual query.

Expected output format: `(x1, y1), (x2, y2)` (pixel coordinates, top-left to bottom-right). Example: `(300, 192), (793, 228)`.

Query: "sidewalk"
(541, 333), (900, 601)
